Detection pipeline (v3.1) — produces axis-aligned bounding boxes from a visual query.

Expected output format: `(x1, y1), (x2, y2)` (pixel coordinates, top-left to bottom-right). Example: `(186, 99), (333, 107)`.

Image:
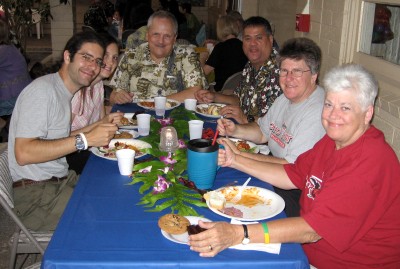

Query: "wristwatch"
(241, 224), (250, 245)
(75, 134), (85, 151)
(247, 115), (255, 123)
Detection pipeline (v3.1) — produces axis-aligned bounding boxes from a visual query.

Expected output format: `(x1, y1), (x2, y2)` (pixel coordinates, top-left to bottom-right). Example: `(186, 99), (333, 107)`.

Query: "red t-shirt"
(284, 126), (400, 268)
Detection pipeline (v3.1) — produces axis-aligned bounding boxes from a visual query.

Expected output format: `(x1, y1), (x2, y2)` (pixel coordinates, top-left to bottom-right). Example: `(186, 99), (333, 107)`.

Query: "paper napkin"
(229, 219), (281, 254)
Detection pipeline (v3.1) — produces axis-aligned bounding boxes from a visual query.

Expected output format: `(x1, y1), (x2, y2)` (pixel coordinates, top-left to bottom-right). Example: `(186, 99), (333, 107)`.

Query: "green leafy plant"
(130, 108), (207, 216)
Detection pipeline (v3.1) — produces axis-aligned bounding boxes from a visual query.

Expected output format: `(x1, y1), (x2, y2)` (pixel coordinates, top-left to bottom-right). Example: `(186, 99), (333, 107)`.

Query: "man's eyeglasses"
(279, 69), (311, 77)
(77, 52), (105, 68)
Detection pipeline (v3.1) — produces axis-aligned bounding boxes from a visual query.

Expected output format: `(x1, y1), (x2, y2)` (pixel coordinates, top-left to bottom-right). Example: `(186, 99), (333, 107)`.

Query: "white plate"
(137, 99), (181, 111)
(90, 139), (152, 161)
(119, 113), (138, 130)
(229, 138), (260, 154)
(114, 129), (139, 139)
(161, 216), (211, 245)
(207, 186), (285, 221)
(195, 103), (226, 118)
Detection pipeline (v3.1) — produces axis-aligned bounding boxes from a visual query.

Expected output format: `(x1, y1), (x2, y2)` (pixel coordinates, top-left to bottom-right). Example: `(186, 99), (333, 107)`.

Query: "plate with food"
(195, 103), (226, 118)
(204, 186), (285, 221)
(159, 214), (211, 245)
(114, 130), (139, 139)
(90, 139), (152, 161)
(137, 99), (181, 111)
(230, 138), (260, 154)
(118, 112), (146, 130)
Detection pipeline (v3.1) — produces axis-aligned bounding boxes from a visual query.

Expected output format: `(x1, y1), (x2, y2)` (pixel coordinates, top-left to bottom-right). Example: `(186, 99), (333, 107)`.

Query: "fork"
(231, 177), (251, 203)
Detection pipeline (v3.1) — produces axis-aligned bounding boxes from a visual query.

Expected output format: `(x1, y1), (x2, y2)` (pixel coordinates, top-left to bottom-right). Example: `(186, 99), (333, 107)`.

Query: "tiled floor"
(0, 34), (51, 269)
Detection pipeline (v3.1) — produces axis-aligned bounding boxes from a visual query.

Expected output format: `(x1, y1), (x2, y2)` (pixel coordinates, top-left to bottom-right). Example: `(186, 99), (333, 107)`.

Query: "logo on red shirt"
(306, 175), (323, 200)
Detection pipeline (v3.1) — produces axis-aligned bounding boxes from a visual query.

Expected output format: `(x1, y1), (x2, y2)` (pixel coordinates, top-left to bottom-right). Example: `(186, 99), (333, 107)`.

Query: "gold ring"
(209, 245), (213, 251)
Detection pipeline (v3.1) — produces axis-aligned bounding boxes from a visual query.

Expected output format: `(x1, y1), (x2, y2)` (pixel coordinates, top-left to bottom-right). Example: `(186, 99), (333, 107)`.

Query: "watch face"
(75, 135), (85, 150)
(242, 237), (250, 245)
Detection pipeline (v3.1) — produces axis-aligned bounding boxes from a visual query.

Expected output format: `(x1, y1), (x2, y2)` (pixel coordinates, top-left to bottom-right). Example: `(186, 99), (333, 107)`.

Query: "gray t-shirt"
(258, 85), (326, 163)
(8, 73), (73, 181)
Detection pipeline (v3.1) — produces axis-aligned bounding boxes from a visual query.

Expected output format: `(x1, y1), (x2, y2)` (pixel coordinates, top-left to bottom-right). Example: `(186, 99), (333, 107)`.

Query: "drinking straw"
(211, 129), (219, 146)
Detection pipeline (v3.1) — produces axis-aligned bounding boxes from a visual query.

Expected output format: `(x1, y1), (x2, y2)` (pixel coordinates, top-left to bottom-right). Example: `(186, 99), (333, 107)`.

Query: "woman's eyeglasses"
(279, 69), (311, 77)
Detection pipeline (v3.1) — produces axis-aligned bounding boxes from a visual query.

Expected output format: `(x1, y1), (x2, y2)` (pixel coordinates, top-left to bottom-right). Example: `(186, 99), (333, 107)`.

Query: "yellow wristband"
(261, 222), (270, 244)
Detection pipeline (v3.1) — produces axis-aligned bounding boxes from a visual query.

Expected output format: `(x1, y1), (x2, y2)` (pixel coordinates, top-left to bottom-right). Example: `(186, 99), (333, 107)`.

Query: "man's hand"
(195, 89), (215, 104)
(217, 138), (239, 167)
(85, 123), (118, 147)
(220, 105), (247, 124)
(110, 90), (134, 105)
(217, 118), (236, 137)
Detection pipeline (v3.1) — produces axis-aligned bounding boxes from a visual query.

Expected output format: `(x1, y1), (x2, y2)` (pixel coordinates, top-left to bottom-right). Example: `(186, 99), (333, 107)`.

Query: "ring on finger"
(209, 245), (213, 251)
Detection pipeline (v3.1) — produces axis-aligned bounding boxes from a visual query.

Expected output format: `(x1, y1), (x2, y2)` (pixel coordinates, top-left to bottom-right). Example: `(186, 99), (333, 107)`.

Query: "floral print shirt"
(234, 47), (282, 118)
(110, 43), (208, 100)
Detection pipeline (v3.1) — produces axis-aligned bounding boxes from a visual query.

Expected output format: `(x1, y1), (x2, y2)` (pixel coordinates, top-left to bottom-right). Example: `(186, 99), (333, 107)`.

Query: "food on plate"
(220, 207), (243, 218)
(202, 128), (215, 140)
(99, 141), (142, 158)
(219, 187), (267, 207)
(139, 100), (177, 109)
(235, 140), (251, 151)
(158, 214), (191, 234)
(120, 111), (145, 126)
(114, 131), (133, 139)
(187, 224), (207, 235)
(204, 191), (226, 210)
(196, 104), (225, 116)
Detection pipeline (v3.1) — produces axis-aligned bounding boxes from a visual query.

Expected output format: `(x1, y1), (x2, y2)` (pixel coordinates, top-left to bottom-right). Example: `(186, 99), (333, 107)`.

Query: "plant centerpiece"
(130, 107), (208, 216)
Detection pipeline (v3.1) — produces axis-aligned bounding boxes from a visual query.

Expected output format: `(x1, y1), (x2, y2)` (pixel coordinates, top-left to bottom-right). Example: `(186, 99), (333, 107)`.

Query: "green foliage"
(130, 109), (207, 215)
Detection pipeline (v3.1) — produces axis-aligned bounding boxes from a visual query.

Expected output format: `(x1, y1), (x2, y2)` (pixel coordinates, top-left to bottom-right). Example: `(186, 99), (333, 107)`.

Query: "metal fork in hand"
(231, 177), (251, 203)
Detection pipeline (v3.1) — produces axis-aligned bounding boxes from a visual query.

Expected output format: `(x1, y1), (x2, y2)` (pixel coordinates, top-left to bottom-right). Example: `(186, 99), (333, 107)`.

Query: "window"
(359, 3), (400, 65)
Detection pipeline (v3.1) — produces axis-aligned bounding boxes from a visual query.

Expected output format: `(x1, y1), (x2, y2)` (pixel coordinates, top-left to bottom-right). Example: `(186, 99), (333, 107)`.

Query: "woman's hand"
(217, 138), (238, 167)
(188, 221), (242, 257)
(102, 112), (124, 124)
(220, 105), (247, 124)
(194, 89), (215, 104)
(217, 118), (236, 137)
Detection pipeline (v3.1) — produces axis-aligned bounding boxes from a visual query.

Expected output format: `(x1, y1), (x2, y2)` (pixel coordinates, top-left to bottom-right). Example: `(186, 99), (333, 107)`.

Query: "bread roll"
(205, 191), (226, 210)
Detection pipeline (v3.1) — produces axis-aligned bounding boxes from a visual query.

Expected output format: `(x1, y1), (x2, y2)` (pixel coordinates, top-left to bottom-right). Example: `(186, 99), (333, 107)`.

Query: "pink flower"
(153, 175), (170, 194)
(160, 152), (177, 165)
(178, 139), (186, 148)
(156, 118), (174, 127)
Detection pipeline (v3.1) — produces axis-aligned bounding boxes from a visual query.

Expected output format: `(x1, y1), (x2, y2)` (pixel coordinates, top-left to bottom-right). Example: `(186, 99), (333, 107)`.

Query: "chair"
(221, 72), (242, 95)
(82, 25), (96, 32)
(0, 148), (52, 269)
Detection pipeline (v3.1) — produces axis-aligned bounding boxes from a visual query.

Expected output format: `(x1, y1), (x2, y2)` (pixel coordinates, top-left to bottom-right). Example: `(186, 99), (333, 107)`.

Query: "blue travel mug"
(187, 139), (219, 189)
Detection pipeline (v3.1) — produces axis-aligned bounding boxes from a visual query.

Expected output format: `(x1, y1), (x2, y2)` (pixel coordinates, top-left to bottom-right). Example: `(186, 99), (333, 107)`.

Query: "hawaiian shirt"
(234, 47), (282, 118)
(125, 26), (147, 49)
(110, 43), (208, 100)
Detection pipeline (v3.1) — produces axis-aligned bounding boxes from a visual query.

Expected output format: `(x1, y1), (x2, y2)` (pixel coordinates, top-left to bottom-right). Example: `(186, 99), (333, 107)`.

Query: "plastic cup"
(184, 99), (197, 111)
(116, 149), (135, 176)
(154, 96), (167, 117)
(137, 113), (151, 136)
(188, 120), (204, 140)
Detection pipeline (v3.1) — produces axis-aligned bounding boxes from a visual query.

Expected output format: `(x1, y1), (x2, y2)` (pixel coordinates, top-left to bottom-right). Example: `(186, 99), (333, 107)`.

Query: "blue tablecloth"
(41, 103), (309, 269)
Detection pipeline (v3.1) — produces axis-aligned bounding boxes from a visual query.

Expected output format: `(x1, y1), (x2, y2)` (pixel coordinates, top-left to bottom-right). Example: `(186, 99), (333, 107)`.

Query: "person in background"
(189, 64), (400, 268)
(201, 15), (247, 92)
(179, 2), (201, 44)
(159, 0), (186, 39)
(84, 0), (114, 32)
(195, 16), (282, 124)
(8, 32), (118, 231)
(124, 3), (154, 49)
(0, 19), (31, 136)
(67, 33), (123, 174)
(109, 10), (207, 104)
(217, 37), (325, 217)
(227, 10), (244, 40)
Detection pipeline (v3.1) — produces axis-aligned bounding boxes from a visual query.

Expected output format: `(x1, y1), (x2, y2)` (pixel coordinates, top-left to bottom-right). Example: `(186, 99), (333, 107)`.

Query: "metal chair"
(221, 72), (242, 95)
(0, 148), (52, 269)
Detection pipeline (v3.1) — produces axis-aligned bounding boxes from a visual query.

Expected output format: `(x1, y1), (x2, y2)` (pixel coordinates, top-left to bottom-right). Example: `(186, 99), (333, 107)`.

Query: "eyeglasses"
(77, 52), (105, 68)
(279, 69), (311, 77)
